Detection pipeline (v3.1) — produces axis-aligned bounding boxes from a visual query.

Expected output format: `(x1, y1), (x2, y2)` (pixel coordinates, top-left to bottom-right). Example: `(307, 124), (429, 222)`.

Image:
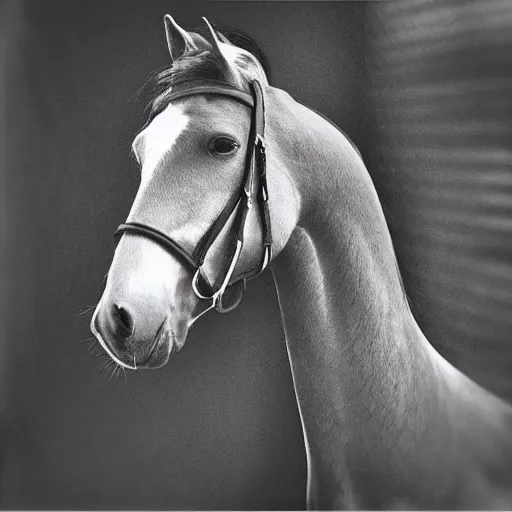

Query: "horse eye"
(208, 136), (239, 156)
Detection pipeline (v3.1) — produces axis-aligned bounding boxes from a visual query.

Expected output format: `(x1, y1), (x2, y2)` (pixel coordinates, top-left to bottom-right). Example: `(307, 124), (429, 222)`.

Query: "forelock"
(146, 50), (235, 122)
(144, 42), (266, 124)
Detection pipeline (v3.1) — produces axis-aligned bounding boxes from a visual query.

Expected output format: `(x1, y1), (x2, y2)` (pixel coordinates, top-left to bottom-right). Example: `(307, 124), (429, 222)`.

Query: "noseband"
(114, 79), (272, 314)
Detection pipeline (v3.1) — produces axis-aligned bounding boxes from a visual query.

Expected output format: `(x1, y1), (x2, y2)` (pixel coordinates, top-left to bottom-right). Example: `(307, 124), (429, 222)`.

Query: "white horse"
(91, 15), (512, 509)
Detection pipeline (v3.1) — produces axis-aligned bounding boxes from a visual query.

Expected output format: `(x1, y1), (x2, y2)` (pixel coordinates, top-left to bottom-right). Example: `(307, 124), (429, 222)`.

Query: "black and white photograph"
(1, 0), (512, 509)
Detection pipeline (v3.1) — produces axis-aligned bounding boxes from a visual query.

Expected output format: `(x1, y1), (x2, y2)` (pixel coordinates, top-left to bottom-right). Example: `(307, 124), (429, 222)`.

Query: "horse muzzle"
(91, 298), (176, 370)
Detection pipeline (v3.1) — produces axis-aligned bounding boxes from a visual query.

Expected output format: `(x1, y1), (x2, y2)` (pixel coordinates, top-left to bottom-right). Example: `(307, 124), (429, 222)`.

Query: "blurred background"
(1, 0), (511, 509)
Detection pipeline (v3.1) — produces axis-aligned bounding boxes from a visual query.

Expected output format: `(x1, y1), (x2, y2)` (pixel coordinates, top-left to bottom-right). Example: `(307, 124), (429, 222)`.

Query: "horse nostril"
(112, 304), (135, 339)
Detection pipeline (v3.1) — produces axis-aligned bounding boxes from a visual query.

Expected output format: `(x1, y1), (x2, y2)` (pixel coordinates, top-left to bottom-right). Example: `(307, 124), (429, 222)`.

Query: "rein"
(114, 79), (272, 314)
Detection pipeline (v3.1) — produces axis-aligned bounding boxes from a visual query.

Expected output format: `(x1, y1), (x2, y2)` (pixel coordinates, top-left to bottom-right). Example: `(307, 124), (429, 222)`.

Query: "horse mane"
(217, 26), (271, 81)
(144, 27), (269, 123)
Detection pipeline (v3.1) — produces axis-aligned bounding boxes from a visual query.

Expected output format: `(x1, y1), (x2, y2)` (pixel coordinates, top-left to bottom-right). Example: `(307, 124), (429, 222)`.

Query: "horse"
(90, 15), (512, 510)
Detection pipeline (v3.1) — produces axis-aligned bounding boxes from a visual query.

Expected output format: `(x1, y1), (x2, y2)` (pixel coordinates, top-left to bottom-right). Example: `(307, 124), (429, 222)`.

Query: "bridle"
(114, 78), (272, 314)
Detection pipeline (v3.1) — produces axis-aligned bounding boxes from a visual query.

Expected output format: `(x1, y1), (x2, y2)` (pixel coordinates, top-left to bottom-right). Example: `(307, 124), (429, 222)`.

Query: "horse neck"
(271, 96), (445, 414)
(269, 95), (512, 508)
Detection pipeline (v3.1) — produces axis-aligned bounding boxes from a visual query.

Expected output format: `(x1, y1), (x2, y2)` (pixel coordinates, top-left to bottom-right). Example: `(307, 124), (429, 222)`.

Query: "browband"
(165, 79), (255, 108)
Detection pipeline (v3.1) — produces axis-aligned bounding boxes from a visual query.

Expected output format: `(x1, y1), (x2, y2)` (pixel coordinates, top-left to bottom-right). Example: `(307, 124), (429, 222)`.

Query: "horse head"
(91, 16), (299, 369)
(89, 15), (512, 509)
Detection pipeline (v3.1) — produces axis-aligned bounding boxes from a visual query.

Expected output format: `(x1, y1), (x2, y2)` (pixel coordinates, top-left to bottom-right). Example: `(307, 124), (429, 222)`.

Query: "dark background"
(1, 1), (511, 509)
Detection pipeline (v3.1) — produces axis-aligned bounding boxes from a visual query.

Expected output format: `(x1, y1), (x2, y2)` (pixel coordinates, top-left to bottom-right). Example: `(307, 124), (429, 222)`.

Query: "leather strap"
(114, 79), (270, 312)
(166, 79), (254, 109)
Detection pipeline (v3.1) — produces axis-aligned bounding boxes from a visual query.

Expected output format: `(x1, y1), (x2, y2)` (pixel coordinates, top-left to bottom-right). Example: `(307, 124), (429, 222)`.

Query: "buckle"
(255, 134), (266, 150)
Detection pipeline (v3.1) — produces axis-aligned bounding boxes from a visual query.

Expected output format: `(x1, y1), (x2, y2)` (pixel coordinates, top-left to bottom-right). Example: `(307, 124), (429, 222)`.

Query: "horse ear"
(202, 17), (239, 81)
(217, 32), (232, 45)
(164, 14), (197, 62)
